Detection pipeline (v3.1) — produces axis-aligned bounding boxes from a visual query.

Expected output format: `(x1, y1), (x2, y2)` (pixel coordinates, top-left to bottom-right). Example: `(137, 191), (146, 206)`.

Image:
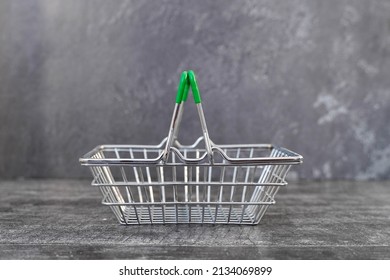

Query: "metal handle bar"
(187, 70), (213, 160)
(163, 70), (213, 163)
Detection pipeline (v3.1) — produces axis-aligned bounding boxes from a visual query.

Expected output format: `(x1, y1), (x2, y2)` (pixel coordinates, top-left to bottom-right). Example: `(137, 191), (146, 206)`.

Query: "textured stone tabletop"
(0, 180), (389, 259)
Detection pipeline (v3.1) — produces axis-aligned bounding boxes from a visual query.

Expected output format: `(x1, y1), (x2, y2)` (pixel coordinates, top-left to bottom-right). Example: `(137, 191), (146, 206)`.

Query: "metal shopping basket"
(80, 71), (303, 225)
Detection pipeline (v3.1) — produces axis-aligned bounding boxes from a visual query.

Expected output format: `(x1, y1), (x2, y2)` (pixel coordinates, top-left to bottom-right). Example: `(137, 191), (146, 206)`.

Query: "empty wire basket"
(80, 71), (303, 225)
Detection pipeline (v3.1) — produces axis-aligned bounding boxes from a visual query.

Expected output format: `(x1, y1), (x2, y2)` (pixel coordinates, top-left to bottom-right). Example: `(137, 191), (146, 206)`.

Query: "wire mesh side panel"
(88, 146), (292, 225)
(247, 148), (292, 224)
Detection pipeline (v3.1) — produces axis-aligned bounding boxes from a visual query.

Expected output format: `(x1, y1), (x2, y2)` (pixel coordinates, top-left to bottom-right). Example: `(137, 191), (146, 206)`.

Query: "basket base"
(109, 204), (272, 225)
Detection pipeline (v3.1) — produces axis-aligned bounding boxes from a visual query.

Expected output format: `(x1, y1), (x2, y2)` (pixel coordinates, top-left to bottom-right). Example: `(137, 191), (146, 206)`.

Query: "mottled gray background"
(0, 0), (389, 180)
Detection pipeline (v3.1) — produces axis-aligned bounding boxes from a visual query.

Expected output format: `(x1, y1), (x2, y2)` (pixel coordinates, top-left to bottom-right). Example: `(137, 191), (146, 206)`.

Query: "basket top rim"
(79, 138), (303, 166)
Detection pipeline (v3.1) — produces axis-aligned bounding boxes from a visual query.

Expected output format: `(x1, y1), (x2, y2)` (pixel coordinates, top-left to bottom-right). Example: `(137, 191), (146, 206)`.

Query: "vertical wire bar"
(240, 149), (254, 223)
(126, 150), (140, 224)
(129, 150), (142, 202)
(195, 150), (200, 202)
(172, 153), (178, 223)
(114, 149), (133, 204)
(228, 148), (240, 223)
(184, 149), (188, 202)
(143, 149), (155, 203)
(143, 149), (154, 223)
(207, 166), (212, 203)
(253, 150), (275, 200)
(207, 166), (214, 223)
(202, 166), (207, 223)
(267, 151), (291, 205)
(266, 150), (283, 202)
(215, 166), (226, 223)
(195, 150), (200, 220)
(183, 149), (189, 222)
(247, 165), (258, 223)
(219, 149), (229, 223)
(129, 149), (143, 222)
(157, 166), (166, 224)
(137, 166), (153, 224)
(262, 149), (278, 201)
(207, 166), (213, 222)
(239, 166), (246, 224)
(137, 168), (150, 201)
(251, 166), (267, 203)
(188, 165), (193, 223)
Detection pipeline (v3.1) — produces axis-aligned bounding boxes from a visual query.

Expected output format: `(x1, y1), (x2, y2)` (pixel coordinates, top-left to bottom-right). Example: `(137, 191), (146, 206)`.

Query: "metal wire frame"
(80, 136), (302, 166)
(83, 140), (295, 225)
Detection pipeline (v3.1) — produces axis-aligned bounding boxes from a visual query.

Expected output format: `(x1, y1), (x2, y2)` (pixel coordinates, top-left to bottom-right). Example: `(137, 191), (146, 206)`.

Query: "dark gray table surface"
(0, 180), (389, 259)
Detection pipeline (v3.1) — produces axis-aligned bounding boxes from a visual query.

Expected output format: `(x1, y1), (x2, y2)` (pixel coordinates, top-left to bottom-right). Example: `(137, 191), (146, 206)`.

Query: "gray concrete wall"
(0, 0), (389, 180)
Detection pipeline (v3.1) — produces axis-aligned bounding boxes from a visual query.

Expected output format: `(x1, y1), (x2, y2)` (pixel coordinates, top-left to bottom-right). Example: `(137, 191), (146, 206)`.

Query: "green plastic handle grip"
(175, 71), (188, 104)
(181, 75), (190, 102)
(175, 70), (202, 104)
(187, 70), (202, 104)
